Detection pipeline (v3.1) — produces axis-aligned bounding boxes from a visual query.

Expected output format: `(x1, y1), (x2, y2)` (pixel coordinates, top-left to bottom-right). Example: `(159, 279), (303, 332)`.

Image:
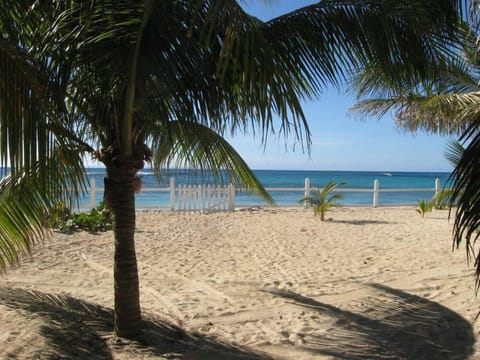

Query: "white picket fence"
(87, 177), (235, 212)
(174, 183), (235, 212)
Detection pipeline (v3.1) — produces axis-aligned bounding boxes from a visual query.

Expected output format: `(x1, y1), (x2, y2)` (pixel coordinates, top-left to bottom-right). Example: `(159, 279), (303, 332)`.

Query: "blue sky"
(225, 0), (455, 172)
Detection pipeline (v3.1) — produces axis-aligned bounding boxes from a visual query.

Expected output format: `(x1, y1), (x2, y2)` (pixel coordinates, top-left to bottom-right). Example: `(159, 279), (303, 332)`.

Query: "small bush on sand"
(46, 202), (112, 233)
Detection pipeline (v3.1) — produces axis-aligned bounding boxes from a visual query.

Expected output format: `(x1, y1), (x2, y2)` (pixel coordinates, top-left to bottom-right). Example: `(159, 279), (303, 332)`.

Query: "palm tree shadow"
(329, 219), (392, 225)
(266, 284), (475, 359)
(0, 287), (270, 359)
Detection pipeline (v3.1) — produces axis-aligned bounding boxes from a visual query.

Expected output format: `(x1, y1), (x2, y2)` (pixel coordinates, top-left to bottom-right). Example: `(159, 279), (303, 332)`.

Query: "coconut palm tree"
(0, 0), (464, 338)
(350, 13), (480, 287)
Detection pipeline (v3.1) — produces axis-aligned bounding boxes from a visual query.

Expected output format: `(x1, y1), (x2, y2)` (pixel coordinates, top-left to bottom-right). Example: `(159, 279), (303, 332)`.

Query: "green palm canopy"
(350, 9), (480, 290)
(0, 0), (463, 338)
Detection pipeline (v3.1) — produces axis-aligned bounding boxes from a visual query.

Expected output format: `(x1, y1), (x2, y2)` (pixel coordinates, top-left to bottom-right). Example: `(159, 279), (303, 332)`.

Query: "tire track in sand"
(80, 252), (185, 325)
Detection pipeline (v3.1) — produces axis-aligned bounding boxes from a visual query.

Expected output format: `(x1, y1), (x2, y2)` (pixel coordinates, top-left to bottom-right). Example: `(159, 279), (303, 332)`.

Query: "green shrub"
(45, 201), (72, 229)
(47, 202), (112, 233)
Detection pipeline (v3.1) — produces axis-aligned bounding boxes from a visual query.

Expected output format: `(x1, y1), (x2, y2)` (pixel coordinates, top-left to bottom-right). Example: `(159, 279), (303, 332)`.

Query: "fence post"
(435, 178), (441, 195)
(229, 184), (235, 211)
(179, 184), (185, 210)
(373, 179), (380, 207)
(304, 177), (310, 208)
(90, 177), (96, 209)
(170, 177), (175, 211)
(201, 185), (206, 212)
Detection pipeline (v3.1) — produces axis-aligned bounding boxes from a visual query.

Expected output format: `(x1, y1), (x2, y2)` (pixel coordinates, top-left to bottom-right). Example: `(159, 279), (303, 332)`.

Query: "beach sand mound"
(1, 206), (479, 359)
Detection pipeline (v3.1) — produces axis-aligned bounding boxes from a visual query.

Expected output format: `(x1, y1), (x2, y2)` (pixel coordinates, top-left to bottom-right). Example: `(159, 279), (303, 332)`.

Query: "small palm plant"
(416, 199), (433, 217)
(300, 181), (346, 221)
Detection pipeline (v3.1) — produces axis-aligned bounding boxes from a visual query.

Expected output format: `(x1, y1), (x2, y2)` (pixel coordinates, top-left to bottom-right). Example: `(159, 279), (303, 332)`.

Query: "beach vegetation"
(416, 189), (456, 217)
(300, 181), (346, 221)
(416, 199), (433, 217)
(46, 202), (113, 233)
(0, 0), (464, 339)
(430, 189), (456, 210)
(45, 201), (74, 230)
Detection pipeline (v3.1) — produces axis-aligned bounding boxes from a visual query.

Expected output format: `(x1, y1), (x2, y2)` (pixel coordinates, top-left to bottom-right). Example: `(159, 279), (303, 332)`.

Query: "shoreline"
(1, 206), (477, 359)
(77, 169), (451, 210)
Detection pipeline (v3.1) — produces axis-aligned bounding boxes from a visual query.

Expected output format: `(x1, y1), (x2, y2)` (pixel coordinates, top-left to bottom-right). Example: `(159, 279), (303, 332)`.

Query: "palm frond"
(349, 18), (477, 137)
(445, 139), (465, 167)
(264, 0), (462, 85)
(0, 173), (46, 268)
(150, 121), (273, 204)
(450, 121), (480, 288)
(210, 0), (464, 148)
(353, 92), (480, 135)
(0, 146), (87, 270)
(60, 0), (464, 155)
(0, 1), (93, 270)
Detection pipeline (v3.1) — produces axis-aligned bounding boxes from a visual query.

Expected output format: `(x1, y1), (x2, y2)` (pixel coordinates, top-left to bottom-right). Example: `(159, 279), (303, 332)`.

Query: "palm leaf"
(0, 146), (87, 269)
(349, 22), (476, 136)
(300, 180), (345, 220)
(445, 139), (465, 167)
(150, 121), (273, 204)
(62, 0), (464, 154)
(450, 121), (480, 288)
(0, 1), (92, 269)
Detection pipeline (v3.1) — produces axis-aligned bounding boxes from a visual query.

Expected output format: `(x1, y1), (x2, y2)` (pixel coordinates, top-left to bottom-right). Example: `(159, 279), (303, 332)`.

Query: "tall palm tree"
(350, 14), (480, 288)
(0, 0), (463, 338)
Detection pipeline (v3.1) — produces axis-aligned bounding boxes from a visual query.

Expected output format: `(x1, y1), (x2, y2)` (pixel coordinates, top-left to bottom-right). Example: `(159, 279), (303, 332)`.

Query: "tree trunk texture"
(105, 159), (142, 339)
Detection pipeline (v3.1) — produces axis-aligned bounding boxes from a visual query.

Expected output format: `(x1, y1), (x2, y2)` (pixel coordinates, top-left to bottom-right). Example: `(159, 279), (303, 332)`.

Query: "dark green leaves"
(151, 120), (273, 204)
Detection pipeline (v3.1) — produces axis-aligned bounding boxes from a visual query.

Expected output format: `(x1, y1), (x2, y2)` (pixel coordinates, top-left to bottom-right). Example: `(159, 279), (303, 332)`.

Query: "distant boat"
(384, 172), (392, 176)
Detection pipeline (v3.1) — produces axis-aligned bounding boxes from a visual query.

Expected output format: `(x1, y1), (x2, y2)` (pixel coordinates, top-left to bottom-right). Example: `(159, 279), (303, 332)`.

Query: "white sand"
(1, 206), (479, 359)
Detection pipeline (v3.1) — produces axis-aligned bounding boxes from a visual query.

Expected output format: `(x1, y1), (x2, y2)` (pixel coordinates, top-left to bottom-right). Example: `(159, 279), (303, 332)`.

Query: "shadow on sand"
(328, 219), (392, 225)
(0, 287), (271, 359)
(267, 283), (475, 359)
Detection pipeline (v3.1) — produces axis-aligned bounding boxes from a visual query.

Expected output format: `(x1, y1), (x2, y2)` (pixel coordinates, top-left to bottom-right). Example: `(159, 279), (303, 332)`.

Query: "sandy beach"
(1, 206), (479, 359)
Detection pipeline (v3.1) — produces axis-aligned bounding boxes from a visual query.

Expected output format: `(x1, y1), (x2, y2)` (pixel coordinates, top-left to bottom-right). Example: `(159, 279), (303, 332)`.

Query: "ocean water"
(80, 168), (451, 208)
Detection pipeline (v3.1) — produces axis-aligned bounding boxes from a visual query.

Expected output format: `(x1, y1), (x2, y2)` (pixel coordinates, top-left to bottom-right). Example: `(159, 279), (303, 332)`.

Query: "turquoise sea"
(81, 168), (451, 208)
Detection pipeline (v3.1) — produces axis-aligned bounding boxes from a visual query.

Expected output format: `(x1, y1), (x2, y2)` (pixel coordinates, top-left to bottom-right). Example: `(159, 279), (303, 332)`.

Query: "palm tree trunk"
(105, 164), (141, 339)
